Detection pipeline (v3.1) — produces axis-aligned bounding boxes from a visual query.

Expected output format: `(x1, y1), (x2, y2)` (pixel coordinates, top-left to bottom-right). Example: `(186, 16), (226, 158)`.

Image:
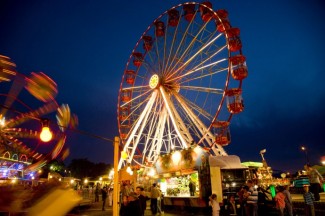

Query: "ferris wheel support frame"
(159, 86), (193, 148)
(118, 90), (158, 170)
(173, 93), (227, 156)
(146, 106), (167, 163)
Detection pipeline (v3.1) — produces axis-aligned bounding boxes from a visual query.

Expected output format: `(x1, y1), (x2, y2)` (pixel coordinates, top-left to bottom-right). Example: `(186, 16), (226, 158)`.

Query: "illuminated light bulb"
(148, 167), (156, 177)
(40, 126), (52, 142)
(172, 151), (181, 164)
(126, 166), (132, 174)
(121, 151), (128, 160)
(40, 119), (53, 142)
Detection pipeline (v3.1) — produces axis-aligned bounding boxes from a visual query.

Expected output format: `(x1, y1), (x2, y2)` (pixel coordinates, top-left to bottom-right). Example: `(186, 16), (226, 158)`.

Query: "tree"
(67, 158), (112, 179)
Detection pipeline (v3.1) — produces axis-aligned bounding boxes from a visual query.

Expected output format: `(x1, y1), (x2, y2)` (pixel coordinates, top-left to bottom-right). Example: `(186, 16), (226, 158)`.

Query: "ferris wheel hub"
(149, 74), (159, 89)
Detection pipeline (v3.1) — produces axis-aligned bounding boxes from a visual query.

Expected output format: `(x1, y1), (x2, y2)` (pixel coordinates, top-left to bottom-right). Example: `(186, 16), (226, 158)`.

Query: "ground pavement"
(68, 198), (203, 216)
(68, 192), (325, 216)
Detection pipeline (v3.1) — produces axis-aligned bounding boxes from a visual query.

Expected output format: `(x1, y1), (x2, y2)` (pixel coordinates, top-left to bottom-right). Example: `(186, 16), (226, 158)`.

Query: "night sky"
(1, 0), (325, 173)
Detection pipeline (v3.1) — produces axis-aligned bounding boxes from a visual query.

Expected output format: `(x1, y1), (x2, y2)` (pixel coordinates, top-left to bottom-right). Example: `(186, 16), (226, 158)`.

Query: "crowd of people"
(86, 163), (323, 216)
(119, 182), (164, 216)
(218, 163), (324, 216)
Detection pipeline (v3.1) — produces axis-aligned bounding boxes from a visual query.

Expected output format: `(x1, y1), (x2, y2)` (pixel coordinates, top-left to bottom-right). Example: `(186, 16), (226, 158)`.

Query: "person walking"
(126, 192), (143, 216)
(283, 185), (293, 216)
(189, 178), (196, 196)
(305, 164), (323, 201)
(226, 195), (238, 216)
(274, 186), (285, 216)
(136, 186), (148, 216)
(303, 184), (315, 216)
(245, 180), (258, 216)
(101, 186), (108, 211)
(120, 195), (129, 216)
(150, 183), (161, 215)
(108, 187), (113, 207)
(94, 183), (100, 202)
(209, 194), (220, 216)
(237, 185), (247, 216)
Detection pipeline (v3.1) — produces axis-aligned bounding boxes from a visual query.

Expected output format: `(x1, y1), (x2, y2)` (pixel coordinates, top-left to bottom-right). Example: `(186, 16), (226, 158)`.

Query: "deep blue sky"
(1, 0), (325, 173)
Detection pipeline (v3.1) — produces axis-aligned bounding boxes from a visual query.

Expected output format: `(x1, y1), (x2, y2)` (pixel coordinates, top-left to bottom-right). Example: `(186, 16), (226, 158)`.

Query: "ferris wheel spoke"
(118, 90), (158, 170)
(122, 85), (150, 91)
(162, 7), (187, 77)
(164, 9), (200, 77)
(141, 60), (158, 77)
(175, 94), (214, 120)
(146, 106), (168, 163)
(120, 88), (152, 108)
(165, 17), (221, 78)
(141, 106), (161, 164)
(137, 98), (161, 157)
(120, 91), (154, 124)
(125, 109), (154, 166)
(160, 86), (193, 148)
(166, 32), (223, 80)
(179, 67), (228, 84)
(173, 93), (226, 155)
(180, 86), (224, 94)
(168, 47), (228, 83)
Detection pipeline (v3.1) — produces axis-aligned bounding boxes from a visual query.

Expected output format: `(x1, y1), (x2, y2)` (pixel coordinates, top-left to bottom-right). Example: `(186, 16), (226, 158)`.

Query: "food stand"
(123, 145), (248, 211)
(154, 145), (211, 209)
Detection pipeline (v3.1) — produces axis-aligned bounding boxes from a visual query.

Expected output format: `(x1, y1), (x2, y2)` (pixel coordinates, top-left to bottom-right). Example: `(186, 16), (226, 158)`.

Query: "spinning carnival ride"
(117, 2), (248, 170)
(0, 55), (77, 179)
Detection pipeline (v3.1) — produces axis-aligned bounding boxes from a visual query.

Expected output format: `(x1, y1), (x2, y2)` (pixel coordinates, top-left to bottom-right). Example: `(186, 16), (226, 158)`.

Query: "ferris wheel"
(117, 1), (248, 169)
(0, 55), (77, 175)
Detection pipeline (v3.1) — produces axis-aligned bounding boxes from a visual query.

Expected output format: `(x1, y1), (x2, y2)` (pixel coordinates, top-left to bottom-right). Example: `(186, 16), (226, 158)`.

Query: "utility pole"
(113, 136), (120, 216)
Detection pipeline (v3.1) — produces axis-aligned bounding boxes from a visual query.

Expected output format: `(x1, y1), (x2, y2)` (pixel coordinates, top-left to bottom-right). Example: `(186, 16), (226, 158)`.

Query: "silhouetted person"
(101, 186), (108, 211)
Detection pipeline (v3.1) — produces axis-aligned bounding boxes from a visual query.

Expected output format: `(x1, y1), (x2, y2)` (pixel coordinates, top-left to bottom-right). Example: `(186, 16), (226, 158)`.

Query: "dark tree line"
(43, 158), (112, 180)
(67, 158), (112, 179)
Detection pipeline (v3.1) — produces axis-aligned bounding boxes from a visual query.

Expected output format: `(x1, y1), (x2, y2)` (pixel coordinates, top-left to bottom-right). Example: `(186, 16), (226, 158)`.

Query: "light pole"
(113, 136), (120, 216)
(301, 146), (310, 165)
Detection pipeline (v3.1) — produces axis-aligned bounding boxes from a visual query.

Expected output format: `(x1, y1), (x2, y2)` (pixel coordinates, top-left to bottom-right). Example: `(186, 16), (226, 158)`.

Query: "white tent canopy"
(209, 155), (248, 169)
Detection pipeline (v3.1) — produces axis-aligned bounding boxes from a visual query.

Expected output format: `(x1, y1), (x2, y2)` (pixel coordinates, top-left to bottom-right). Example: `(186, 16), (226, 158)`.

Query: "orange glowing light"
(40, 126), (52, 142)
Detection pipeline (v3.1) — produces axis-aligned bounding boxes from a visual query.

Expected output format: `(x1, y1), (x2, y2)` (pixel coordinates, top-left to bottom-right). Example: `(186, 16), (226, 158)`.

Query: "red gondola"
(217, 20), (231, 32)
(168, 9), (180, 27)
(132, 52), (143, 67)
(119, 106), (130, 121)
(225, 88), (244, 114)
(225, 28), (240, 38)
(143, 36), (153, 51)
(183, 4), (196, 21)
(231, 65), (248, 80)
(125, 70), (136, 85)
(215, 9), (228, 19)
(155, 21), (165, 37)
(228, 37), (242, 52)
(121, 89), (131, 102)
(212, 121), (231, 146)
(229, 54), (246, 65)
(199, 1), (213, 22)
